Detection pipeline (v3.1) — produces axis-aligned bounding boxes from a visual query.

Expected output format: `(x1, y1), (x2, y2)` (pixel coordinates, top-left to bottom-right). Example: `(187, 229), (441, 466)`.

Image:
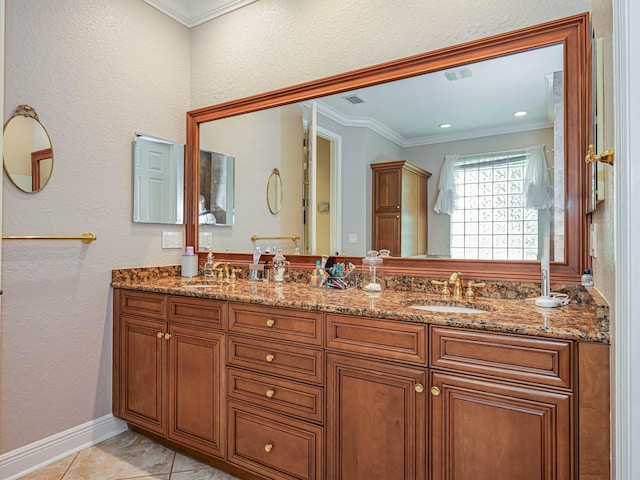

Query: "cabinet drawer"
(229, 303), (322, 346)
(228, 335), (323, 384)
(228, 400), (323, 480)
(325, 314), (428, 366)
(228, 368), (323, 423)
(120, 290), (167, 320)
(169, 296), (226, 330)
(430, 326), (573, 389)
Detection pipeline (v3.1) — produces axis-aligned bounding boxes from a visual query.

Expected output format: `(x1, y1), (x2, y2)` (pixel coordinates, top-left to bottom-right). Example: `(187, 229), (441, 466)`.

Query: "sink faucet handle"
(431, 280), (451, 297)
(230, 267), (243, 281)
(466, 281), (486, 300)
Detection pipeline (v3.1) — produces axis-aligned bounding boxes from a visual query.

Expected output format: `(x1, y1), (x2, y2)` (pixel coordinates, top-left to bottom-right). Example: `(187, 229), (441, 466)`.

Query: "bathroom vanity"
(111, 268), (610, 480)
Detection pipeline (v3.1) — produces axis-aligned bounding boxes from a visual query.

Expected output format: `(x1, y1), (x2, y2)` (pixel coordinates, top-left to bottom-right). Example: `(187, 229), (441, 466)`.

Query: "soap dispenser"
(362, 250), (383, 292)
(204, 251), (216, 278)
(272, 249), (289, 283)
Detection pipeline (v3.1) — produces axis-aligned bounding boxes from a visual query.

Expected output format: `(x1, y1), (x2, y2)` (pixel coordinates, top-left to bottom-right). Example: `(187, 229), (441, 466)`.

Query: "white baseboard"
(0, 414), (127, 480)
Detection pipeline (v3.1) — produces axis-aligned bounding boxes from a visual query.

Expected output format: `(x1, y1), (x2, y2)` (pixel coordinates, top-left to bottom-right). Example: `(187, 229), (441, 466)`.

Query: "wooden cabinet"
(326, 353), (427, 480)
(167, 323), (225, 457)
(227, 305), (324, 480)
(325, 314), (428, 480)
(371, 160), (431, 257)
(429, 326), (574, 480)
(114, 290), (227, 458)
(119, 313), (167, 435)
(114, 291), (607, 480)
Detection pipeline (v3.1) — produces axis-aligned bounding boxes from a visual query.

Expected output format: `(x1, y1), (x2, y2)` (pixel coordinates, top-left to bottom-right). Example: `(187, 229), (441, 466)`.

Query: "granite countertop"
(112, 268), (610, 344)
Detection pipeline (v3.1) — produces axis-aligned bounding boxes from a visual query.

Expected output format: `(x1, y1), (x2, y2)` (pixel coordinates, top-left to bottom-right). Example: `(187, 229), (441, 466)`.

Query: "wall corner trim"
(0, 414), (127, 480)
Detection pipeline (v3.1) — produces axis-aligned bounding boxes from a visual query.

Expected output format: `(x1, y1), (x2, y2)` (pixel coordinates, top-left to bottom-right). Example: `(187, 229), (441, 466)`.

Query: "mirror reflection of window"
(199, 150), (235, 226)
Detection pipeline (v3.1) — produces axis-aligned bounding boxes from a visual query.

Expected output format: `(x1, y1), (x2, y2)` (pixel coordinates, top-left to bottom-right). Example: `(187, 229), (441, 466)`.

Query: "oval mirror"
(266, 168), (283, 214)
(3, 105), (53, 193)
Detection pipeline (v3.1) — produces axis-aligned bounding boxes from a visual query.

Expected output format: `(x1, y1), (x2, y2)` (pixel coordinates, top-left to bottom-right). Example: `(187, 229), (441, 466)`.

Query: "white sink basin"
(408, 305), (486, 314)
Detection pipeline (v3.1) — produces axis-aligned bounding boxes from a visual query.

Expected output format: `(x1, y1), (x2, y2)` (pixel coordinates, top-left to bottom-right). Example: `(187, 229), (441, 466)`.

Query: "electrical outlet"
(348, 233), (357, 244)
(590, 223), (598, 258)
(162, 231), (183, 249)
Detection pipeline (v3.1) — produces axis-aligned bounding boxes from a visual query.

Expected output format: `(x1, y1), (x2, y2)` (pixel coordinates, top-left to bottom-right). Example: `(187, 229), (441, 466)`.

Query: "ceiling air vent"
(444, 68), (473, 81)
(344, 94), (365, 105)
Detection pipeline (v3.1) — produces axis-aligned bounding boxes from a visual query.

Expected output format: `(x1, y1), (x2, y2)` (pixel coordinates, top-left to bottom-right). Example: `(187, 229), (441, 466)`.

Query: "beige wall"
(1, 0), (598, 457)
(1, 0), (190, 453)
(199, 105), (303, 253)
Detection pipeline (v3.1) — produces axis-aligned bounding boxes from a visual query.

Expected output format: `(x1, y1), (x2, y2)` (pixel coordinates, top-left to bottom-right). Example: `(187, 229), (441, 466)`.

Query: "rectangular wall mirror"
(185, 14), (590, 283)
(133, 133), (184, 224)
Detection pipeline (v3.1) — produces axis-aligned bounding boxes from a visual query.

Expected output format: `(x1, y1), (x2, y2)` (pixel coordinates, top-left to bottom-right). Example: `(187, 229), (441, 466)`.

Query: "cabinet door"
(430, 371), (573, 480)
(120, 315), (166, 435)
(168, 323), (225, 458)
(373, 167), (402, 211)
(373, 211), (401, 255)
(327, 353), (427, 480)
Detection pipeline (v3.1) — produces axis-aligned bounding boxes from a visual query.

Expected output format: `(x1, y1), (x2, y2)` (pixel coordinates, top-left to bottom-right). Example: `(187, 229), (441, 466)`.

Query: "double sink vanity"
(111, 266), (610, 480)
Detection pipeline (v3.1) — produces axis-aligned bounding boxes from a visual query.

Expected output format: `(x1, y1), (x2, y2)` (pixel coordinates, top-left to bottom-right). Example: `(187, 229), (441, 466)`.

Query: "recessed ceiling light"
(439, 123), (452, 129)
(513, 110), (529, 117)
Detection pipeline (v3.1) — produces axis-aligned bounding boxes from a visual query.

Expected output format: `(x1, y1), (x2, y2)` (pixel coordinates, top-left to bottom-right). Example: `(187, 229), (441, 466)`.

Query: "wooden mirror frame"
(186, 13), (591, 283)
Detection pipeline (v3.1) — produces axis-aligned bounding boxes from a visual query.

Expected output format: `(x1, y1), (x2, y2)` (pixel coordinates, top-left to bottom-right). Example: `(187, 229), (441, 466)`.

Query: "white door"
(134, 137), (176, 222)
(304, 101), (317, 254)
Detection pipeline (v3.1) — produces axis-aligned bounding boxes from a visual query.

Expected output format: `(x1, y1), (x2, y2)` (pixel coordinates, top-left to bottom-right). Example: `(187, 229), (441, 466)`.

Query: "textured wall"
(1, 0), (189, 453)
(190, 0), (590, 109)
(1, 0), (595, 456)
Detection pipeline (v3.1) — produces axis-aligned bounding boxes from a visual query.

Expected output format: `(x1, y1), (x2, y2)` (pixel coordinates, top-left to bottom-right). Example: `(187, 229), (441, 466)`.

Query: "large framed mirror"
(185, 14), (590, 283)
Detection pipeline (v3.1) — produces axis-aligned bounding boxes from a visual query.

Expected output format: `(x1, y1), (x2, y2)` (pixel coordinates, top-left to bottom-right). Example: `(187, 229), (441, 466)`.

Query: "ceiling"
(143, 0), (259, 27)
(316, 43), (564, 147)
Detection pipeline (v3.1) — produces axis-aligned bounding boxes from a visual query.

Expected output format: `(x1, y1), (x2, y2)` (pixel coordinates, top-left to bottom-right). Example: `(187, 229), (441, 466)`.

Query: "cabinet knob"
(431, 386), (441, 396)
(396, 215), (400, 219)
(157, 331), (164, 339)
(396, 205), (400, 209)
(415, 383), (424, 393)
(164, 333), (172, 340)
(266, 354), (275, 363)
(264, 443), (273, 453)
(266, 318), (275, 327)
(266, 389), (275, 398)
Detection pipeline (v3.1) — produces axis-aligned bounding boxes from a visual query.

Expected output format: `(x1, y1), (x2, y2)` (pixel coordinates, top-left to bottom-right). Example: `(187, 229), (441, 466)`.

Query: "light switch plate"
(199, 231), (214, 251)
(162, 231), (183, 249)
(348, 233), (357, 243)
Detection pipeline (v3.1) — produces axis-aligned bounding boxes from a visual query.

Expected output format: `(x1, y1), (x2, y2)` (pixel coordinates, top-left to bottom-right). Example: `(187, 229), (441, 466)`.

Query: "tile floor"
(19, 429), (241, 480)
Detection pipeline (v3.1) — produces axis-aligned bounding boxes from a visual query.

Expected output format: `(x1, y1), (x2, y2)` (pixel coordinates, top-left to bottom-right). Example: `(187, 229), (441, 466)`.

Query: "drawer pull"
(164, 333), (172, 340)
(431, 386), (441, 396)
(157, 331), (164, 339)
(266, 354), (275, 363)
(266, 389), (275, 398)
(266, 318), (275, 327)
(415, 383), (424, 393)
(264, 443), (273, 453)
